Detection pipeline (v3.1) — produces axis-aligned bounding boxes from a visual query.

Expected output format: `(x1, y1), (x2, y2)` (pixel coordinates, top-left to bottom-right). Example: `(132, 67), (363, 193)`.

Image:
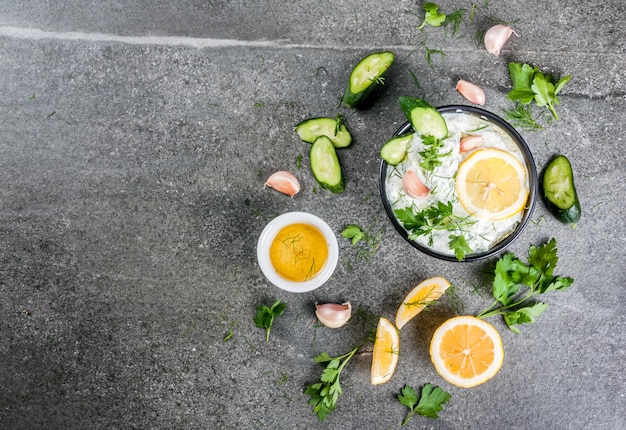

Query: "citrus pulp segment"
(455, 148), (529, 221)
(370, 317), (400, 385)
(430, 315), (504, 388)
(395, 277), (451, 329)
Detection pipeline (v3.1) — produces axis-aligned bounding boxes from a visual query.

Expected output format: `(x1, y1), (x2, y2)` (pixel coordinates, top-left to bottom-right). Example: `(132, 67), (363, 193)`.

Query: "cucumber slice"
(380, 134), (412, 165)
(310, 136), (345, 193)
(344, 51), (395, 109)
(542, 154), (581, 223)
(294, 116), (352, 148)
(399, 96), (448, 140)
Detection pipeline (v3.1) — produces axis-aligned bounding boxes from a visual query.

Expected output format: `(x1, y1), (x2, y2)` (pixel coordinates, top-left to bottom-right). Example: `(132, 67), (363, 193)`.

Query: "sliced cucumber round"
(295, 117), (352, 148)
(344, 51), (395, 109)
(399, 96), (448, 140)
(310, 136), (345, 194)
(541, 154), (581, 223)
(380, 134), (412, 165)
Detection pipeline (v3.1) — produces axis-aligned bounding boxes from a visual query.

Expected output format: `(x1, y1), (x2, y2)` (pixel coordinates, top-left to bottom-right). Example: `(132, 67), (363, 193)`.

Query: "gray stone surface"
(1, 1), (625, 429)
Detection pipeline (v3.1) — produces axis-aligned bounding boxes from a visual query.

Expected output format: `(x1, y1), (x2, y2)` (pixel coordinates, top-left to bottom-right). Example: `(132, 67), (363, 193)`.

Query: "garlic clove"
(460, 134), (484, 152)
(484, 24), (516, 56)
(456, 80), (486, 105)
(264, 171), (300, 197)
(315, 302), (352, 328)
(402, 170), (430, 198)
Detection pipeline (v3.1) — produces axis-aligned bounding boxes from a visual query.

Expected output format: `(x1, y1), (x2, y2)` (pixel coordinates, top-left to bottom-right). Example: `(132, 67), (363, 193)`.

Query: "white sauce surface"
(385, 112), (529, 257)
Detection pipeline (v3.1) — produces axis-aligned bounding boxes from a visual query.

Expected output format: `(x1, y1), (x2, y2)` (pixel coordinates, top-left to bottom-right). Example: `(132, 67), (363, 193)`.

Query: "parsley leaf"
(449, 234), (472, 262)
(398, 383), (451, 425)
(341, 224), (365, 245)
(254, 300), (286, 342)
(477, 238), (573, 333)
(306, 330), (376, 421)
(503, 302), (548, 334)
(394, 202), (475, 261)
(418, 135), (448, 171)
(507, 62), (571, 121)
(418, 3), (447, 29)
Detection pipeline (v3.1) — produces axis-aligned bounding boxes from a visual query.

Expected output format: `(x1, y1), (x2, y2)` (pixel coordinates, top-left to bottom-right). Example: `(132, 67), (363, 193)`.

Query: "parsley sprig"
(305, 348), (358, 421)
(254, 300), (286, 342)
(305, 331), (375, 421)
(418, 135), (449, 171)
(394, 201), (476, 261)
(398, 383), (451, 425)
(477, 238), (574, 333)
(506, 62), (571, 121)
(416, 2), (447, 29)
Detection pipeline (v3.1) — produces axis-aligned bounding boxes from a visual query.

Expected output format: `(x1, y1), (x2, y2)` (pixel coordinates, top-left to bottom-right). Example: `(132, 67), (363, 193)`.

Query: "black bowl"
(379, 105), (538, 262)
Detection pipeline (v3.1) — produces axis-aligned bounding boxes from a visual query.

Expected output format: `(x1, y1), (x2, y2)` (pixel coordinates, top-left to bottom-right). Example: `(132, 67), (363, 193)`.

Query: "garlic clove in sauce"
(460, 134), (484, 152)
(484, 24), (516, 56)
(315, 302), (352, 328)
(456, 80), (486, 105)
(402, 170), (430, 198)
(264, 171), (301, 197)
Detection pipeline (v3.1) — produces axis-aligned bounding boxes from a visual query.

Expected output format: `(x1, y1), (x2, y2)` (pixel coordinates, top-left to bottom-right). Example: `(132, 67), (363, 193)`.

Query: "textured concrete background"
(1, 1), (625, 429)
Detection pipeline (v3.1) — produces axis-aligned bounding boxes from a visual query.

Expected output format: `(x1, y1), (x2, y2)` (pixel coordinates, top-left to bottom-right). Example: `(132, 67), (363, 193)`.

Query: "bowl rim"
(379, 104), (538, 262)
(257, 211), (339, 292)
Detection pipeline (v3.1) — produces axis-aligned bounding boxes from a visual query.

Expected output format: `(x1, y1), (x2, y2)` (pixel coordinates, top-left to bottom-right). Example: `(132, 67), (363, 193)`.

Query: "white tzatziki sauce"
(385, 112), (529, 257)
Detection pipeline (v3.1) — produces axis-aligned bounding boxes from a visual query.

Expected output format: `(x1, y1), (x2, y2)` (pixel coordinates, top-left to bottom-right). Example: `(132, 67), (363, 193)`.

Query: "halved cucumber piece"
(542, 154), (581, 223)
(310, 136), (345, 194)
(344, 51), (395, 109)
(380, 134), (413, 165)
(399, 96), (448, 140)
(294, 116), (352, 148)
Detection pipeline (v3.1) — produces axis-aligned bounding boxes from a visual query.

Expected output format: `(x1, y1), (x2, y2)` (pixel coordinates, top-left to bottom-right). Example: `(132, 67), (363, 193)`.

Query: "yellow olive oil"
(269, 223), (328, 282)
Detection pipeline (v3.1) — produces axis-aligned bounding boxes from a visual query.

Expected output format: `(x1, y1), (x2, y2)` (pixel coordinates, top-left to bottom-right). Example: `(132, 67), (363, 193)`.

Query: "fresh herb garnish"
(448, 234), (472, 261)
(477, 238), (573, 333)
(341, 223), (384, 269)
(425, 46), (446, 68)
(254, 300), (286, 342)
(305, 332), (375, 421)
(418, 135), (448, 171)
(394, 202), (475, 261)
(398, 383), (451, 425)
(507, 62), (571, 121)
(442, 8), (466, 35)
(505, 102), (545, 131)
(417, 2), (447, 29)
(296, 153), (303, 169)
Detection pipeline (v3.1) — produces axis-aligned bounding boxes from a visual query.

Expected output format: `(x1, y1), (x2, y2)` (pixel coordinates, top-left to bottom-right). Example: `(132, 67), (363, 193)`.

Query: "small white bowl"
(257, 212), (338, 293)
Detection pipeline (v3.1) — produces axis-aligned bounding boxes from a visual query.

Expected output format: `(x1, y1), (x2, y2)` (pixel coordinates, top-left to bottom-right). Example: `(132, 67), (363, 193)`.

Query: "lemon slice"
(370, 317), (400, 385)
(456, 148), (529, 221)
(395, 277), (451, 330)
(430, 316), (504, 388)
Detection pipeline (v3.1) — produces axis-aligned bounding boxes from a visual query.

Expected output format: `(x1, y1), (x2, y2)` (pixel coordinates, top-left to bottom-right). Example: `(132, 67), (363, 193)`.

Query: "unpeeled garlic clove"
(456, 80), (486, 105)
(460, 134), (484, 152)
(315, 302), (352, 328)
(264, 171), (300, 197)
(484, 24), (516, 56)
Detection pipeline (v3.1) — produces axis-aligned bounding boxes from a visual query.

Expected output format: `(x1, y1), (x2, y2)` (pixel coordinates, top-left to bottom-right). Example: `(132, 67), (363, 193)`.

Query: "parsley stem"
(477, 289), (538, 320)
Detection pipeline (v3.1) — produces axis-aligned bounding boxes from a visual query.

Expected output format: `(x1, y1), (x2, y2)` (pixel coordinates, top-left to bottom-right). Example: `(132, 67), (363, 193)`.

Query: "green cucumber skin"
(541, 155), (581, 223)
(398, 96), (448, 140)
(310, 136), (345, 194)
(548, 199), (581, 224)
(294, 117), (352, 148)
(380, 134), (412, 165)
(344, 51), (395, 109)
